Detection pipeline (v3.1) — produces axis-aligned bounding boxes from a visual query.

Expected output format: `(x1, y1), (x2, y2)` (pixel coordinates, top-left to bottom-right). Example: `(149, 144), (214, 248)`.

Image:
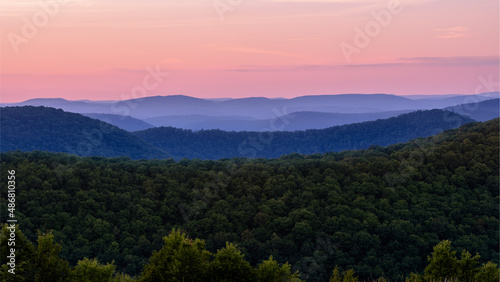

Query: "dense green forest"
(133, 109), (474, 159)
(0, 119), (498, 280)
(1, 106), (474, 160)
(0, 106), (170, 159)
(1, 226), (498, 281)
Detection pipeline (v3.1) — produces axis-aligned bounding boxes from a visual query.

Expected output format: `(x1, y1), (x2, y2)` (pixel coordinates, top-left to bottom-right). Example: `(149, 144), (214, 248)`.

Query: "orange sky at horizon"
(1, 0), (498, 103)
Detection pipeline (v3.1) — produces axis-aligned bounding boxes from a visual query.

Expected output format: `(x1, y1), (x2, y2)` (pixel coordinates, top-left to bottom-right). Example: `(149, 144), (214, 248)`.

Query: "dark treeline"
(1, 226), (498, 281)
(0, 119), (498, 281)
(1, 106), (474, 160)
(0, 106), (170, 159)
(133, 109), (474, 159)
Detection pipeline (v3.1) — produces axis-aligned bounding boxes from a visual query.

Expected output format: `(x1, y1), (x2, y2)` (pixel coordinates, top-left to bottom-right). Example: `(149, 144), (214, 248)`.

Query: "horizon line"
(2, 92), (499, 104)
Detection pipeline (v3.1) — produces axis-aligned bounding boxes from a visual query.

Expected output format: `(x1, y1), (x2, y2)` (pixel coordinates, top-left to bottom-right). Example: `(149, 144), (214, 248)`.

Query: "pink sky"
(1, 0), (498, 103)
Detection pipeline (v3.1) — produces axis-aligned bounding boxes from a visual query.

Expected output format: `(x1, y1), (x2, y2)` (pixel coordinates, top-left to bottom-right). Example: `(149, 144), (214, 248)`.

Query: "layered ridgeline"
(0, 119), (498, 280)
(134, 109), (474, 159)
(1, 106), (474, 160)
(444, 98), (499, 122)
(143, 110), (413, 132)
(0, 106), (170, 159)
(77, 98), (497, 132)
(5, 94), (497, 133)
(82, 113), (155, 132)
(3, 93), (497, 119)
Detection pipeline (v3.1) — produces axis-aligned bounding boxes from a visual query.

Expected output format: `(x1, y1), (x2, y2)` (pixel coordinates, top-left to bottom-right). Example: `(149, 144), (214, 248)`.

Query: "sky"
(0, 0), (499, 103)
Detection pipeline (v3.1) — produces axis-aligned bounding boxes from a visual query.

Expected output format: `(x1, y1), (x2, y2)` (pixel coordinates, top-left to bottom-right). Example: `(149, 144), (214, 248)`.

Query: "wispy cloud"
(217, 46), (304, 58)
(263, 0), (422, 2)
(400, 56), (499, 66)
(263, 0), (365, 2)
(224, 56), (499, 72)
(434, 26), (469, 39)
(262, 0), (436, 3)
(286, 37), (322, 41)
(224, 62), (403, 72)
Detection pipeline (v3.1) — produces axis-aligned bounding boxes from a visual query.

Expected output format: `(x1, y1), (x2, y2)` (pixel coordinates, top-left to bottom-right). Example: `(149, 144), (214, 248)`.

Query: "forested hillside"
(143, 110), (413, 132)
(445, 98), (499, 122)
(0, 119), (497, 280)
(1, 226), (498, 281)
(1, 106), (474, 161)
(0, 106), (170, 159)
(134, 109), (474, 159)
(82, 113), (155, 132)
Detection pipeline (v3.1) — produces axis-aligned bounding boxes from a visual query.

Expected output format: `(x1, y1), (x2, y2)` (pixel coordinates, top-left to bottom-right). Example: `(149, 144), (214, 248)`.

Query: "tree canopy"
(0, 118), (498, 281)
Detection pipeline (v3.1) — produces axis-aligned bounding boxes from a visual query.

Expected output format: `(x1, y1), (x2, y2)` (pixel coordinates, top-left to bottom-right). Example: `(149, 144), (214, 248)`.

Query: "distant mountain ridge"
(2, 93), (497, 120)
(145, 110), (413, 131)
(444, 98), (499, 122)
(81, 113), (155, 132)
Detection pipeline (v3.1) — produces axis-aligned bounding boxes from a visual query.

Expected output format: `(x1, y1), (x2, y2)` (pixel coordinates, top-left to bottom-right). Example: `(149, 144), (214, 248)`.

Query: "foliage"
(139, 229), (211, 282)
(256, 256), (301, 282)
(34, 231), (70, 281)
(208, 242), (255, 282)
(474, 261), (500, 282)
(1, 226), (499, 281)
(424, 240), (459, 279)
(329, 266), (359, 282)
(134, 109), (474, 159)
(69, 258), (116, 282)
(0, 224), (36, 280)
(0, 106), (169, 159)
(0, 226), (135, 281)
(0, 119), (498, 281)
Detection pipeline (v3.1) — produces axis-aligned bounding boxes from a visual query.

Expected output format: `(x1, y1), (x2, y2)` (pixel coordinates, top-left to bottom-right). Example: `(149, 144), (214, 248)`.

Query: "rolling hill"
(0, 106), (170, 159)
(0, 106), (479, 160)
(144, 110), (413, 131)
(133, 109), (475, 160)
(444, 98), (499, 122)
(144, 114), (257, 130)
(82, 113), (155, 132)
(1, 118), (497, 280)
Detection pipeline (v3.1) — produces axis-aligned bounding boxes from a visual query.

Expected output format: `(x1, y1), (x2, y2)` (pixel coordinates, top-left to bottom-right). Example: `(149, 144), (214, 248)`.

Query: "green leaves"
(329, 266), (358, 282)
(0, 119), (498, 281)
(34, 231), (70, 281)
(0, 224), (36, 281)
(424, 240), (459, 279)
(208, 242), (254, 282)
(140, 229), (211, 282)
(139, 230), (302, 282)
(457, 249), (481, 281)
(69, 258), (116, 282)
(475, 261), (500, 282)
(0, 225), (130, 282)
(423, 240), (497, 282)
(256, 256), (300, 282)
(2, 225), (500, 281)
